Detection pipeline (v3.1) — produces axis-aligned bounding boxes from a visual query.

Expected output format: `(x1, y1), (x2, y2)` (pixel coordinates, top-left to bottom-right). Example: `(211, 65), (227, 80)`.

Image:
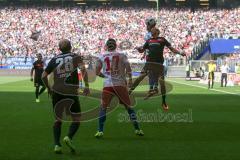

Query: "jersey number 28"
(56, 56), (73, 74)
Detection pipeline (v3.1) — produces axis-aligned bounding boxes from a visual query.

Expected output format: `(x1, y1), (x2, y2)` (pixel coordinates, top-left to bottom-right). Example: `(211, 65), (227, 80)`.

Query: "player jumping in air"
(42, 39), (90, 154)
(30, 54), (46, 102)
(142, 18), (158, 97)
(130, 28), (185, 110)
(94, 38), (144, 138)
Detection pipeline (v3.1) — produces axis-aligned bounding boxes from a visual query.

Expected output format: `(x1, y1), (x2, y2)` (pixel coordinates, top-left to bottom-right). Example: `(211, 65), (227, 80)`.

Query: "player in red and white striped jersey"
(94, 38), (144, 138)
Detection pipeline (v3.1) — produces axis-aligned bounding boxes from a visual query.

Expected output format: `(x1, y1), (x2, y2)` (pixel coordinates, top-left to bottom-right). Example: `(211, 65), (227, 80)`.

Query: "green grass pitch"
(0, 76), (240, 160)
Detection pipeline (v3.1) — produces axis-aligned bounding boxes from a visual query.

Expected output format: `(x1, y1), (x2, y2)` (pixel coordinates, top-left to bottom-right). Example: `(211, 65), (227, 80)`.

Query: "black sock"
(53, 121), (62, 146)
(162, 95), (166, 104)
(35, 86), (39, 99)
(149, 86), (154, 90)
(68, 122), (80, 139)
(39, 86), (46, 95)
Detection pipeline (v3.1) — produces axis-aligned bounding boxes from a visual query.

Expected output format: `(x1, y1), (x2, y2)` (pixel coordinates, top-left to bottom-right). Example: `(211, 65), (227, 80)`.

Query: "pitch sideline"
(169, 80), (240, 96)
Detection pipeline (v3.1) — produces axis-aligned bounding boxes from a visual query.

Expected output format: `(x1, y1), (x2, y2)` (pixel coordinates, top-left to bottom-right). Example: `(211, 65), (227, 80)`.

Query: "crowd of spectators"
(0, 6), (239, 61)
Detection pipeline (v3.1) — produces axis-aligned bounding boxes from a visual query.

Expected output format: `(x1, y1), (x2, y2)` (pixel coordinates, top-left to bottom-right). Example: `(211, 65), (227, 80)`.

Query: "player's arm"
(79, 62), (89, 88)
(95, 59), (106, 78)
(168, 46), (186, 56)
(135, 40), (149, 54)
(42, 71), (50, 91)
(165, 38), (186, 56)
(78, 58), (90, 96)
(41, 59), (55, 95)
(124, 55), (133, 88)
(30, 63), (35, 81)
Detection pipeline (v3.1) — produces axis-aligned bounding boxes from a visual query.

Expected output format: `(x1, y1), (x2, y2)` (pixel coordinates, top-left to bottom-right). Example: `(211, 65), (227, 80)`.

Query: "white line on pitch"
(168, 80), (240, 96)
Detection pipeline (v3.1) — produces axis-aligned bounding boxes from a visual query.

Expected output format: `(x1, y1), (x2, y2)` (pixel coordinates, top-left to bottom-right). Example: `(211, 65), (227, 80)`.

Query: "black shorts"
(208, 72), (215, 80)
(52, 92), (81, 114)
(34, 78), (44, 87)
(142, 62), (165, 79)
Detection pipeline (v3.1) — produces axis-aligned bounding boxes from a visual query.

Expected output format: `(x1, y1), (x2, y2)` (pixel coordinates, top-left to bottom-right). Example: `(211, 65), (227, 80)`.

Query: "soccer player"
(42, 39), (90, 154)
(94, 38), (144, 138)
(142, 18), (158, 95)
(207, 60), (216, 89)
(129, 18), (157, 98)
(130, 28), (185, 110)
(30, 54), (46, 102)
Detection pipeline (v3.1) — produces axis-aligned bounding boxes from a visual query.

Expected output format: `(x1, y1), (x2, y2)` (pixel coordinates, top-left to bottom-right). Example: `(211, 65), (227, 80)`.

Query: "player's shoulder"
(71, 53), (83, 60)
(158, 37), (170, 43)
(112, 51), (127, 58)
(158, 37), (167, 41)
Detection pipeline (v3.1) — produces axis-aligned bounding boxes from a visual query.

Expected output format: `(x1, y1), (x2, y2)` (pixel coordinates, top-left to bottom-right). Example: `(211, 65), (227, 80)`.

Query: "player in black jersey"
(130, 28), (185, 110)
(30, 54), (46, 103)
(42, 39), (90, 154)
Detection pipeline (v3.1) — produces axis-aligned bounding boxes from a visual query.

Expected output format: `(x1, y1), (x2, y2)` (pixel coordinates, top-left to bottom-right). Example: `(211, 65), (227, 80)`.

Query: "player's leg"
(221, 74), (224, 87)
(39, 82), (46, 95)
(148, 71), (155, 91)
(129, 72), (148, 94)
(129, 64), (149, 94)
(225, 74), (227, 87)
(53, 119), (62, 154)
(95, 87), (114, 138)
(80, 80), (83, 89)
(64, 96), (81, 153)
(144, 64), (161, 100)
(208, 72), (211, 89)
(116, 86), (143, 136)
(211, 72), (214, 88)
(153, 63), (163, 92)
(52, 93), (64, 154)
(159, 77), (168, 110)
(35, 83), (40, 102)
(158, 65), (168, 110)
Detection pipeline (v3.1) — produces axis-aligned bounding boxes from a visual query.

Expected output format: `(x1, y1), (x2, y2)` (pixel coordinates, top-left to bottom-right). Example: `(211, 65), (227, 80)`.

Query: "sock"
(68, 122), (80, 139)
(127, 108), (140, 130)
(53, 121), (62, 146)
(148, 73), (155, 90)
(39, 86), (46, 95)
(162, 95), (166, 105)
(149, 85), (154, 90)
(35, 86), (39, 99)
(98, 107), (106, 132)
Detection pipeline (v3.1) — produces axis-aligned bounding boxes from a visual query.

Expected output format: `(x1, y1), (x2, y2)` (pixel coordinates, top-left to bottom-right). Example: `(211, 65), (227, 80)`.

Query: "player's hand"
(30, 78), (33, 81)
(83, 87), (90, 96)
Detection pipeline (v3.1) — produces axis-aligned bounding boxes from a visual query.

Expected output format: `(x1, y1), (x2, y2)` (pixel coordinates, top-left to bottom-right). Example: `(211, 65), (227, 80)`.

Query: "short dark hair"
(59, 39), (72, 53)
(37, 54), (42, 59)
(106, 38), (117, 51)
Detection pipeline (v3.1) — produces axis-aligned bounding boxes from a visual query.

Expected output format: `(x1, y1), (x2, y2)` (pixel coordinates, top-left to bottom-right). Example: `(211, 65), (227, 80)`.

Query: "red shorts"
(101, 86), (131, 108)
